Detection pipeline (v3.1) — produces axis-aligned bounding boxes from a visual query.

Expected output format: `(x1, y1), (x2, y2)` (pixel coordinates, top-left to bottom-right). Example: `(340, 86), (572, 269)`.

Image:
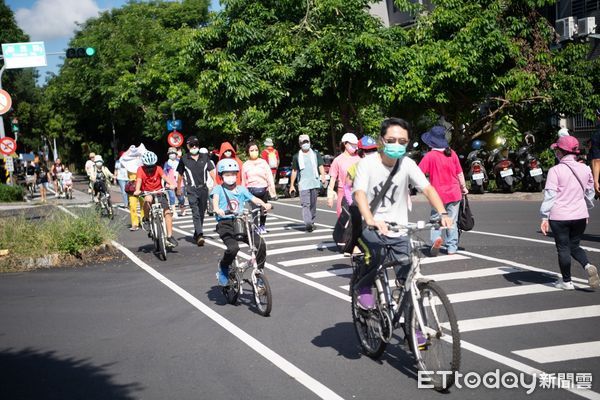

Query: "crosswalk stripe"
(447, 283), (579, 303)
(268, 242), (338, 256)
(450, 305), (600, 333)
(261, 225), (310, 232)
(279, 254), (348, 267)
(424, 266), (522, 281)
(260, 229), (331, 238)
(512, 341), (600, 364)
(420, 254), (470, 264)
(265, 235), (332, 245)
(307, 268), (353, 279)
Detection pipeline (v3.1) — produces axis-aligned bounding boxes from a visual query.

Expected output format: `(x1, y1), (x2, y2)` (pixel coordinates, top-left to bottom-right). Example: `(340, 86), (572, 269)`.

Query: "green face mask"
(383, 143), (407, 159)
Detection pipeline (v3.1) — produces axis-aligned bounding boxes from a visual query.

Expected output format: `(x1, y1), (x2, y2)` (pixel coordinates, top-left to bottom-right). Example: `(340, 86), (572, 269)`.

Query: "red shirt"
(418, 150), (463, 204)
(136, 166), (165, 192)
(261, 148), (279, 172)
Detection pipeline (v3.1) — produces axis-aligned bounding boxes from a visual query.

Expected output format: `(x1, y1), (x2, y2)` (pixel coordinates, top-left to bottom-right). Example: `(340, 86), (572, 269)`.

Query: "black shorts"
(146, 193), (170, 211)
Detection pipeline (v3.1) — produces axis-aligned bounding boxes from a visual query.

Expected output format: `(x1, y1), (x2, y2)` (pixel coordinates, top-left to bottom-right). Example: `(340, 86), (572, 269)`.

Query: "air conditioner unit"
(578, 17), (597, 36)
(556, 16), (577, 41)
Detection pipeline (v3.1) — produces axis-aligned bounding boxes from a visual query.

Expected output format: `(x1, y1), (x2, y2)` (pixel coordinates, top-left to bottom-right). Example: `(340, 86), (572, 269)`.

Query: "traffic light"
(10, 118), (19, 134)
(66, 47), (96, 58)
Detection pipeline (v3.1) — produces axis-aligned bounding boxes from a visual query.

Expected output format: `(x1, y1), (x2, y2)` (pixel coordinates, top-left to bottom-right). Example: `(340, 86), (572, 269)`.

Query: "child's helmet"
(358, 136), (378, 150)
(142, 151), (158, 166)
(217, 159), (239, 174)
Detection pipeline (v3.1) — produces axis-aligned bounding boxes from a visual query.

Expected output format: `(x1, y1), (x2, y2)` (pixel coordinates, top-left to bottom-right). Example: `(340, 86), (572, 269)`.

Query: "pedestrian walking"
(114, 151), (129, 208)
(176, 136), (216, 246)
(261, 138), (280, 179)
(289, 134), (327, 232)
(326, 133), (360, 216)
(540, 135), (598, 290)
(418, 126), (468, 255)
(37, 161), (50, 203)
(164, 147), (185, 217)
(50, 158), (65, 198)
(215, 142), (243, 185)
(590, 109), (600, 197)
(85, 152), (96, 195)
(242, 142), (277, 234)
(120, 144), (146, 231)
(200, 147), (215, 216)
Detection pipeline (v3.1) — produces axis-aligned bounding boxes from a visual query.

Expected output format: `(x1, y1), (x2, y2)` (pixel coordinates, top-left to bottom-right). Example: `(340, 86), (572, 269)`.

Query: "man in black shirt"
(177, 136), (216, 246)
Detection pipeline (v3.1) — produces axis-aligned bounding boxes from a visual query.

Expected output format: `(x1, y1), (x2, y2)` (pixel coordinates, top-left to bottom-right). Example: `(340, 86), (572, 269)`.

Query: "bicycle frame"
(230, 208), (261, 288)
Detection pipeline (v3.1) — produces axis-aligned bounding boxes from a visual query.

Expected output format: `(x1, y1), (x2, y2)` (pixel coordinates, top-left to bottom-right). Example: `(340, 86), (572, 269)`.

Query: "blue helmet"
(358, 136), (378, 150)
(217, 158), (239, 174)
(471, 140), (483, 150)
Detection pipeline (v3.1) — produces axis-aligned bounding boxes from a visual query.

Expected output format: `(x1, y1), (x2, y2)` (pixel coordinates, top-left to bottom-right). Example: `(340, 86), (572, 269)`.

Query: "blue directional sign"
(167, 119), (182, 131)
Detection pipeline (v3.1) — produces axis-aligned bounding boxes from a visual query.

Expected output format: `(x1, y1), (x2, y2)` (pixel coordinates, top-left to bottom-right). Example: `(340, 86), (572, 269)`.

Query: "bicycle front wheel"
(155, 217), (167, 261)
(252, 270), (272, 317)
(351, 289), (386, 359)
(408, 280), (460, 391)
(223, 270), (240, 305)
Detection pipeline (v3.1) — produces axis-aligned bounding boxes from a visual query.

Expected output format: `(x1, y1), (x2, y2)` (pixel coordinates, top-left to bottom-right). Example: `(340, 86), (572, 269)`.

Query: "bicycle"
(25, 175), (36, 199)
(140, 189), (169, 261)
(221, 208), (272, 317)
(350, 221), (461, 391)
(96, 190), (114, 220)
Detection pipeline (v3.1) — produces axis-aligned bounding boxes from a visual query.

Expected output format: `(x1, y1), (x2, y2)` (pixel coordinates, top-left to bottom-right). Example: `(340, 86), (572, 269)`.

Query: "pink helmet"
(551, 135), (580, 154)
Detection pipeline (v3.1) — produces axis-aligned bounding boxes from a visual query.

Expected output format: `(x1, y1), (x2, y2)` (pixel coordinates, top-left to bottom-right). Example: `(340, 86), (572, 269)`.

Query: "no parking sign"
(0, 137), (17, 156)
(167, 130), (184, 148)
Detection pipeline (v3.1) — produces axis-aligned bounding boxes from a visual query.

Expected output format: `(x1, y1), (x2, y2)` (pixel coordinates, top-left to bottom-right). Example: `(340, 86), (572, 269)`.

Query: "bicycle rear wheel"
(408, 280), (460, 391)
(252, 270), (272, 316)
(351, 289), (386, 359)
(223, 269), (240, 305)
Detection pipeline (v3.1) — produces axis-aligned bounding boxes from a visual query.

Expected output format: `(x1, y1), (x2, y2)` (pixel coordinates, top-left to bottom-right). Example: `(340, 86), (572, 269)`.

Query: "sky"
(4, 0), (222, 85)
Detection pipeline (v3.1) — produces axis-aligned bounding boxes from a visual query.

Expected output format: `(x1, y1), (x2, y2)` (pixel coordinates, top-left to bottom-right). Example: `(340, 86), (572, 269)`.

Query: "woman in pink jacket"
(540, 135), (598, 290)
(242, 142), (277, 234)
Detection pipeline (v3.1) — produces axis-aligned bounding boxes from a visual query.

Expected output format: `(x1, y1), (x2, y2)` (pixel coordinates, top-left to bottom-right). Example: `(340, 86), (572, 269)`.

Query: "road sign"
(0, 89), (12, 115)
(1, 42), (47, 69)
(4, 155), (13, 172)
(167, 119), (182, 131)
(167, 131), (184, 148)
(0, 137), (17, 156)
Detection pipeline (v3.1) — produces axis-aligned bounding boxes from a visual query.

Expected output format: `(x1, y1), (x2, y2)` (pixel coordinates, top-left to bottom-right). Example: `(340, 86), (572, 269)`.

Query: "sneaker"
(585, 264), (599, 288)
(306, 223), (314, 233)
(129, 225), (139, 232)
(217, 266), (230, 286)
(180, 207), (186, 216)
(414, 329), (427, 348)
(167, 236), (178, 248)
(430, 237), (443, 257)
(356, 286), (375, 309)
(141, 218), (150, 232)
(259, 225), (268, 234)
(196, 235), (205, 247)
(555, 280), (575, 290)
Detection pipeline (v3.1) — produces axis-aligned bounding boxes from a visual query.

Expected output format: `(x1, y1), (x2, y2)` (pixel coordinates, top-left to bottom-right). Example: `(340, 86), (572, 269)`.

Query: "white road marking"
(420, 253), (470, 264)
(307, 268), (353, 279)
(512, 341), (600, 364)
(424, 266), (522, 281)
(447, 283), (586, 303)
(260, 229), (331, 239)
(265, 235), (332, 245)
(109, 240), (344, 400)
(268, 242), (338, 256)
(279, 254), (348, 267)
(269, 212), (334, 228)
(175, 220), (290, 230)
(452, 305), (600, 332)
(270, 200), (337, 214)
(469, 229), (600, 253)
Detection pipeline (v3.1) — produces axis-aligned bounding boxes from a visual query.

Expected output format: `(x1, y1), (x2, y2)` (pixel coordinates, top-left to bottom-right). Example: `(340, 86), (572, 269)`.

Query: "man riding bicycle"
(133, 151), (178, 248)
(90, 155), (114, 202)
(352, 118), (453, 309)
(211, 159), (271, 286)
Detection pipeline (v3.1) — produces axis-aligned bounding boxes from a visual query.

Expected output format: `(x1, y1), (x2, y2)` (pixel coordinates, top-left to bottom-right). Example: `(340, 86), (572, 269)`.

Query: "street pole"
(0, 64), (6, 139)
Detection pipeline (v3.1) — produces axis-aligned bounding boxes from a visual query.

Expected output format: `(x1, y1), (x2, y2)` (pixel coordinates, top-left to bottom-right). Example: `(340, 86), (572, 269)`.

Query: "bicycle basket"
(233, 216), (247, 241)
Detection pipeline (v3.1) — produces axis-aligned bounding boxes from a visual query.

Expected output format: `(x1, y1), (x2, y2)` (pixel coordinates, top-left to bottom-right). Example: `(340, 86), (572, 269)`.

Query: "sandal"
(129, 225), (139, 231)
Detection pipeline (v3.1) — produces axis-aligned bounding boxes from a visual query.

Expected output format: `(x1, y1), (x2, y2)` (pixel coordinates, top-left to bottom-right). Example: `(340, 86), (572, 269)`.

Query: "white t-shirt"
(353, 153), (430, 236)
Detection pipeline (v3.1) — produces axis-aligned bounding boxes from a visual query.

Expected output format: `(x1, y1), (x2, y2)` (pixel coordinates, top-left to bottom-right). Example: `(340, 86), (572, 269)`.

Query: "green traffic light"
(85, 47), (96, 56)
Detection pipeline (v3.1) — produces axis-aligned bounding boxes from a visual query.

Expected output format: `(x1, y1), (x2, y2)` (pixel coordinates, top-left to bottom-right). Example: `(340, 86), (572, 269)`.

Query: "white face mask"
(301, 143), (310, 151)
(95, 162), (103, 167)
(345, 143), (357, 154)
(223, 150), (233, 157)
(189, 148), (199, 155)
(168, 154), (177, 160)
(223, 176), (237, 185)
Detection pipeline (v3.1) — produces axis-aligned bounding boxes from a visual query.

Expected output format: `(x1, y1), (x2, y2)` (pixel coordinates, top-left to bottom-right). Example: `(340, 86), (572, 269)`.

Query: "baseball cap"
(341, 133), (358, 144)
(167, 147), (177, 154)
(298, 134), (310, 144)
(264, 138), (274, 147)
(551, 135), (580, 154)
(186, 136), (199, 145)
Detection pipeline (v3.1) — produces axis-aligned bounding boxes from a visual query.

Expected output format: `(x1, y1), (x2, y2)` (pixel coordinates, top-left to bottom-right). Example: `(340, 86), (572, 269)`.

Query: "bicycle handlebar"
(224, 207), (267, 216)
(140, 189), (167, 196)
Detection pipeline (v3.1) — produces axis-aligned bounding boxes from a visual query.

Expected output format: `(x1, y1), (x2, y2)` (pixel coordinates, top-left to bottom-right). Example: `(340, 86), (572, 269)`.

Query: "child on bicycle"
(211, 159), (271, 286)
(90, 155), (114, 202)
(133, 151), (178, 248)
(62, 167), (73, 195)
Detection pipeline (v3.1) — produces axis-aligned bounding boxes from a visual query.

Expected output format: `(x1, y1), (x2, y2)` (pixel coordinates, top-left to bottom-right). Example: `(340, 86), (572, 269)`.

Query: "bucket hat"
(421, 126), (449, 149)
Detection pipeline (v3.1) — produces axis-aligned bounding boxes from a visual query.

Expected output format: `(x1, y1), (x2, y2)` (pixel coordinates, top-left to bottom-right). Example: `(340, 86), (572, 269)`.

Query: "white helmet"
(557, 127), (570, 137)
(93, 155), (103, 163)
(141, 151), (158, 166)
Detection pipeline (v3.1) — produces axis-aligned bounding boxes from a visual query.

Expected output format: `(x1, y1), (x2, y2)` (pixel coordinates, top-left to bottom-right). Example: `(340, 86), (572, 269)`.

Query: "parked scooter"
(513, 133), (544, 192)
(276, 165), (294, 197)
(465, 140), (488, 194)
(407, 141), (425, 195)
(487, 138), (516, 193)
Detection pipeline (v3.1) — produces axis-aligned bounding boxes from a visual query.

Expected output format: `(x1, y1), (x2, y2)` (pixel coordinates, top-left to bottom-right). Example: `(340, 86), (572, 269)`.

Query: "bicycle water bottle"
(375, 277), (386, 307)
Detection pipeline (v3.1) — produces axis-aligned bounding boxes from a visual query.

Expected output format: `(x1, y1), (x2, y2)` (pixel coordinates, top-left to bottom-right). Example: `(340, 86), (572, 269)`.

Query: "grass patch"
(0, 184), (24, 202)
(0, 209), (118, 271)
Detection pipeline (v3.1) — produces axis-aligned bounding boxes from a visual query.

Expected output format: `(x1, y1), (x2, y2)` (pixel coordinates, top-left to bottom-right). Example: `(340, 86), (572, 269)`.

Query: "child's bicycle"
(350, 221), (461, 391)
(25, 175), (36, 199)
(221, 208), (272, 317)
(140, 189), (170, 261)
(96, 190), (114, 219)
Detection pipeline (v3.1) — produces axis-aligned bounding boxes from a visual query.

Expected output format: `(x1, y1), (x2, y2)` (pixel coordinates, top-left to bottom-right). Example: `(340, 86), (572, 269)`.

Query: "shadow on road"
(0, 347), (142, 400)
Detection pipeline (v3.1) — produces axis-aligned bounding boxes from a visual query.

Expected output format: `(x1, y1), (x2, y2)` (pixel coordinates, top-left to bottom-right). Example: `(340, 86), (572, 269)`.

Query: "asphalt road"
(1, 188), (599, 400)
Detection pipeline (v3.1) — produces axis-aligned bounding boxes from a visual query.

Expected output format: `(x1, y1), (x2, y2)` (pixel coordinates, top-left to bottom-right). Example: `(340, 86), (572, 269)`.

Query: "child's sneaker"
(217, 266), (230, 286)
(414, 329), (427, 348)
(585, 264), (599, 288)
(555, 280), (575, 290)
(356, 286), (375, 310)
